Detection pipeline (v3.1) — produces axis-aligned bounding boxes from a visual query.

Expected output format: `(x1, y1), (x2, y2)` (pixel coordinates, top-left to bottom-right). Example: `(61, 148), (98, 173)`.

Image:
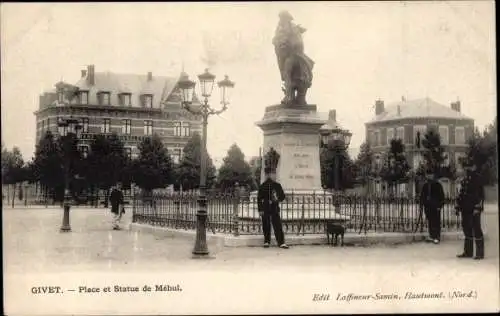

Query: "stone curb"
(128, 223), (480, 248)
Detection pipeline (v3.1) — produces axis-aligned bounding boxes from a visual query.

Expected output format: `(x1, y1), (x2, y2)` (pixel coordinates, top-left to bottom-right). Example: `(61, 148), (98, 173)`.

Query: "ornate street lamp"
(58, 116), (83, 232)
(178, 69), (235, 257)
(319, 125), (352, 213)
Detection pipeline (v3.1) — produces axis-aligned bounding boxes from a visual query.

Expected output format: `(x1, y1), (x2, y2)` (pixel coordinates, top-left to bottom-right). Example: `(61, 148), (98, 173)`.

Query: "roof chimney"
(375, 99), (385, 115)
(87, 65), (95, 85)
(451, 100), (461, 112)
(397, 105), (401, 116)
(147, 72), (153, 81)
(81, 69), (87, 78)
(328, 109), (337, 122)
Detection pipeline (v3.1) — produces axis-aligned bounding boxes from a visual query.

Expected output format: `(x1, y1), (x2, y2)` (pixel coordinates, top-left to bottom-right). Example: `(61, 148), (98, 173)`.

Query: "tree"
(320, 143), (355, 190)
(248, 156), (262, 188)
(419, 128), (455, 179)
(217, 144), (254, 191)
(85, 134), (127, 191)
(175, 133), (216, 191)
(353, 142), (375, 187)
(132, 135), (174, 192)
(32, 131), (65, 201)
(2, 146), (26, 206)
(480, 117), (498, 184)
(1, 146), (25, 185)
(379, 139), (410, 194)
(462, 123), (497, 185)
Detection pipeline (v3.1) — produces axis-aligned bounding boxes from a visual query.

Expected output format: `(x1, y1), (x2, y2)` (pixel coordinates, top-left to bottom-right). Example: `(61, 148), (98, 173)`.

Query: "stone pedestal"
(256, 104), (326, 192)
(249, 104), (349, 222)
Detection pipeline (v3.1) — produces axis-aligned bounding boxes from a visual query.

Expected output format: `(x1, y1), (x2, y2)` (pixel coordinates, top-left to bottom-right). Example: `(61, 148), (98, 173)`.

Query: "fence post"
(174, 194), (181, 229)
(132, 190), (136, 223)
(24, 183), (28, 206)
(11, 184), (16, 208)
(232, 183), (240, 236)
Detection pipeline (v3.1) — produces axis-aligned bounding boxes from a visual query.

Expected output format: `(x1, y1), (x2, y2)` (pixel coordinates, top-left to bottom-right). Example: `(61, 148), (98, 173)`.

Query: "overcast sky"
(1, 2), (496, 163)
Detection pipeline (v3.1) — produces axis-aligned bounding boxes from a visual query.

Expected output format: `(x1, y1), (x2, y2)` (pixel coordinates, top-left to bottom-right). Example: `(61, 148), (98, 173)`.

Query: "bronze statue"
(272, 10), (315, 106)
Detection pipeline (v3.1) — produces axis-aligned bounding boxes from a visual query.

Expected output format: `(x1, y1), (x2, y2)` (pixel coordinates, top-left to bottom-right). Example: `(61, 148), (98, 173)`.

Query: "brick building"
(34, 65), (202, 164)
(365, 97), (474, 196)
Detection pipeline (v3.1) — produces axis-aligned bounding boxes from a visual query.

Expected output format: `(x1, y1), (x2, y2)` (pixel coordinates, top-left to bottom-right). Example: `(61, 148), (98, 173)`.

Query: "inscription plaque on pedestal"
(256, 104), (325, 193)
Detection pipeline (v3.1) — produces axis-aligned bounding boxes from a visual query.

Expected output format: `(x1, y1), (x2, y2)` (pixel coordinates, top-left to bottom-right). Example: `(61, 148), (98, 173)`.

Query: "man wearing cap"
(419, 168), (445, 244)
(455, 163), (485, 260)
(257, 167), (288, 249)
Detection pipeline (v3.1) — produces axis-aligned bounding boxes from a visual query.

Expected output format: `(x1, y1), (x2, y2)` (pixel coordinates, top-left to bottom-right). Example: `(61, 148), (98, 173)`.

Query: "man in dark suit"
(109, 182), (125, 230)
(419, 168), (445, 244)
(258, 167), (288, 248)
(456, 163), (485, 260)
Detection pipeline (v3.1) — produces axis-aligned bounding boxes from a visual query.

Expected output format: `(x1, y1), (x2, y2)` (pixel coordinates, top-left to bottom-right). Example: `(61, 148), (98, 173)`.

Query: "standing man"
(419, 168), (445, 244)
(258, 167), (289, 249)
(109, 182), (125, 230)
(456, 163), (485, 260)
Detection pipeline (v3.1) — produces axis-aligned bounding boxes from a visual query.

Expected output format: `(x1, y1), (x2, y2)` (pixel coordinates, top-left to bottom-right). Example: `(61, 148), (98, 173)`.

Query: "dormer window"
(79, 91), (89, 105)
(119, 93), (132, 107)
(141, 94), (153, 108)
(98, 91), (111, 106)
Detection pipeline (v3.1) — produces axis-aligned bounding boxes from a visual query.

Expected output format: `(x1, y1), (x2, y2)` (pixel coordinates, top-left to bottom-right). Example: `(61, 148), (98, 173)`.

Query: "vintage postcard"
(2, 1), (498, 315)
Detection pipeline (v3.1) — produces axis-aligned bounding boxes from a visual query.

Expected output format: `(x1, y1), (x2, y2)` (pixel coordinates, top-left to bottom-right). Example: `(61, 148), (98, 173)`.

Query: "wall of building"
(34, 105), (201, 163)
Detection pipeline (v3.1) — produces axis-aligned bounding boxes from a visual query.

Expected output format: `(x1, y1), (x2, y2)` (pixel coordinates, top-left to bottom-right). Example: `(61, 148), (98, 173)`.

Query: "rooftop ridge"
(93, 71), (178, 79)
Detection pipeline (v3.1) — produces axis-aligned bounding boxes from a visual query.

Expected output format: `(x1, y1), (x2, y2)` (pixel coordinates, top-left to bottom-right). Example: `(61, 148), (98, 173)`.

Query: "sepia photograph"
(1, 1), (498, 314)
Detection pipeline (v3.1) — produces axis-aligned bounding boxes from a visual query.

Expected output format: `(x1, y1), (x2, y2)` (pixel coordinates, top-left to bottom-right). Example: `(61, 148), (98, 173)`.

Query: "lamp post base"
(192, 212), (210, 257)
(60, 203), (71, 232)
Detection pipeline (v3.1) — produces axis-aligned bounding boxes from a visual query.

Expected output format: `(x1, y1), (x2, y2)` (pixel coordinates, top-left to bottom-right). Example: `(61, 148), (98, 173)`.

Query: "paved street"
(3, 205), (498, 273)
(3, 205), (499, 315)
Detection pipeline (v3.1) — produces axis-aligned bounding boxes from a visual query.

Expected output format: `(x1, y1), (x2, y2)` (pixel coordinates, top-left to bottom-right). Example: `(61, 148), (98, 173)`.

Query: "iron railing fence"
(2, 185), (136, 208)
(132, 191), (462, 236)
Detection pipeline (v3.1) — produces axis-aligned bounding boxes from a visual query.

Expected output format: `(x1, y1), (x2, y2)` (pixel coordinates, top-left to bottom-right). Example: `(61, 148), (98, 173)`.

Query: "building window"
(102, 119), (111, 133)
(374, 154), (382, 170)
(396, 126), (404, 142)
(182, 122), (191, 137)
(413, 153), (424, 170)
(142, 95), (153, 108)
(144, 120), (153, 136)
(414, 125), (427, 146)
(455, 126), (465, 145)
(368, 131), (374, 147)
(124, 147), (132, 160)
(81, 118), (89, 133)
(441, 152), (450, 167)
(171, 148), (182, 164)
(439, 125), (449, 145)
(80, 91), (88, 105)
(78, 145), (89, 158)
(57, 92), (64, 103)
(439, 179), (450, 197)
(455, 152), (466, 172)
(174, 122), (182, 136)
(99, 92), (111, 106)
(386, 128), (394, 145)
(57, 117), (66, 136)
(122, 119), (132, 135)
(120, 94), (131, 107)
(374, 130), (380, 147)
(41, 119), (45, 132)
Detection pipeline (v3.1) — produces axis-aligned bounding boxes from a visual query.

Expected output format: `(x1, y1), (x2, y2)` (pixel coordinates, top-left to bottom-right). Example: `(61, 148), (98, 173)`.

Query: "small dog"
(325, 221), (345, 247)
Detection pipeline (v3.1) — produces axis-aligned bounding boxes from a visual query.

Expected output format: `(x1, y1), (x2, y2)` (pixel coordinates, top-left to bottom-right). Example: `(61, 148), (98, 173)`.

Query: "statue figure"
(272, 10), (315, 106)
